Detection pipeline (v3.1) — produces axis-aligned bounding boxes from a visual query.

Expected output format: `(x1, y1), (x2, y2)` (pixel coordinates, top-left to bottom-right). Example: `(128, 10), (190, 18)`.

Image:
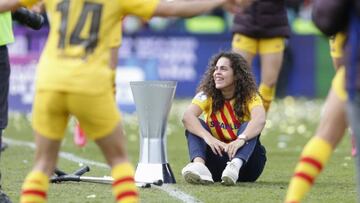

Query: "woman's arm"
(0, 0), (22, 12)
(226, 105), (266, 159)
(182, 104), (206, 136)
(182, 104), (226, 156)
(239, 105), (266, 140)
(153, 0), (237, 18)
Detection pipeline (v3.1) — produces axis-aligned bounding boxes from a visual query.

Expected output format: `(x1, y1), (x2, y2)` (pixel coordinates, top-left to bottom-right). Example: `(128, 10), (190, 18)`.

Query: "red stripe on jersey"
(224, 101), (241, 128)
(219, 108), (237, 140)
(300, 157), (323, 171)
(116, 191), (138, 201)
(112, 176), (134, 187)
(22, 189), (47, 198)
(210, 113), (227, 141)
(294, 172), (314, 185)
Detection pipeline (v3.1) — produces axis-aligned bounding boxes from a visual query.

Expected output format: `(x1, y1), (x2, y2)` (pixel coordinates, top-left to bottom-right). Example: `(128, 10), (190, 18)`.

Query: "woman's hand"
(203, 135), (227, 156)
(226, 139), (246, 160)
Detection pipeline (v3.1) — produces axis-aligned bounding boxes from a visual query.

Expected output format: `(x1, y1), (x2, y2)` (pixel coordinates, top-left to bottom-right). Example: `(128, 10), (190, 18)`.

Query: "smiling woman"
(213, 57), (235, 98)
(181, 51), (267, 186)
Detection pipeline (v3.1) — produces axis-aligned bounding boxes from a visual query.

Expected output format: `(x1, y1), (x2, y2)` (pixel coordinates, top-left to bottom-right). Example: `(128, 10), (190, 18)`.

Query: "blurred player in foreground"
(0, 6), (44, 203)
(0, 10), (14, 203)
(284, 0), (356, 202)
(74, 21), (122, 147)
(329, 33), (357, 157)
(345, 2), (360, 201)
(0, 0), (239, 202)
(284, 61), (348, 203)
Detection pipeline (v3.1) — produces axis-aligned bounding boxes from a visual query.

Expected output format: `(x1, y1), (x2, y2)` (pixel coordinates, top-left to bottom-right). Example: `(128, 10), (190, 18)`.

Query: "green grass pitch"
(1, 97), (356, 202)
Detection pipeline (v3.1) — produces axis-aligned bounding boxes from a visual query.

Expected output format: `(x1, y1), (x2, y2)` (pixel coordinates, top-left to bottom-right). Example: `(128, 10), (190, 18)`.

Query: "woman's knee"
(237, 122), (249, 134)
(238, 145), (267, 182)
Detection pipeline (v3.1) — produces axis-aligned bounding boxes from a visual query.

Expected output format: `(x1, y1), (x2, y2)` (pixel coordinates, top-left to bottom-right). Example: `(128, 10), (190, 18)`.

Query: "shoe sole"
(183, 171), (201, 184)
(221, 176), (236, 186)
(183, 171), (214, 185)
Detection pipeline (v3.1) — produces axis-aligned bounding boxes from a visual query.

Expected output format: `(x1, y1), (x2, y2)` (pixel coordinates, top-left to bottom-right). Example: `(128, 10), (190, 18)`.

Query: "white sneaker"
(181, 162), (214, 185)
(221, 162), (239, 186)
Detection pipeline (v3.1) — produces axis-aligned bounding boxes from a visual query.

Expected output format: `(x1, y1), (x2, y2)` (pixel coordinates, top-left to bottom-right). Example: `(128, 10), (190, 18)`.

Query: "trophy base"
(135, 163), (176, 184)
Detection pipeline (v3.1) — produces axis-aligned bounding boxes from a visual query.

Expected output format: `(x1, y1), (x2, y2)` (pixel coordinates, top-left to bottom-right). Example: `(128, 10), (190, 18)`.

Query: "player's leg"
(221, 123), (266, 185)
(329, 33), (346, 71)
(237, 140), (266, 182)
(231, 33), (256, 67)
(347, 92), (360, 201)
(328, 33), (356, 156)
(0, 46), (10, 144)
(0, 45), (11, 203)
(71, 91), (138, 203)
(0, 131), (11, 203)
(285, 68), (348, 203)
(20, 133), (61, 203)
(182, 119), (214, 184)
(95, 124), (139, 203)
(95, 123), (128, 166)
(20, 91), (68, 203)
(258, 37), (286, 112)
(221, 123), (250, 185)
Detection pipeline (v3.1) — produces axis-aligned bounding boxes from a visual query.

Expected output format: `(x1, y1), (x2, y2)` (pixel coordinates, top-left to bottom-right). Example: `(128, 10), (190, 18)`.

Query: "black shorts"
(0, 45), (10, 130)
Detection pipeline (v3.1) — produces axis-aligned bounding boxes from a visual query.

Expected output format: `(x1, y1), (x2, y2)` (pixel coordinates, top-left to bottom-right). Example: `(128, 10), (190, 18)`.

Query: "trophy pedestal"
(134, 163), (176, 184)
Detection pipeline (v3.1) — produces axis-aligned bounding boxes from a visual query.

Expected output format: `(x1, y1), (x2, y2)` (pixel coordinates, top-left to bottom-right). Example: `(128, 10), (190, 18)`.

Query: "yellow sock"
(285, 137), (332, 203)
(259, 83), (275, 112)
(20, 171), (49, 203)
(112, 162), (139, 203)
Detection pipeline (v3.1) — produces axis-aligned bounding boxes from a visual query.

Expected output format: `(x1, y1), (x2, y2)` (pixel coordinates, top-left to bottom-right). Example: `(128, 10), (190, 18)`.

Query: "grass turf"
(1, 97), (356, 202)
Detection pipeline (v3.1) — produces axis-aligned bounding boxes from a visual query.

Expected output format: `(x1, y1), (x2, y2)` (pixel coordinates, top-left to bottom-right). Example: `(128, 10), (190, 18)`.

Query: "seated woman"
(181, 51), (267, 186)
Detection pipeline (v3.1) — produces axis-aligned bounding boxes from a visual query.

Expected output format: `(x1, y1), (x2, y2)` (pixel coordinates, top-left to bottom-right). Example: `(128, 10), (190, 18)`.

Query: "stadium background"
(7, 13), (334, 114)
(3, 3), (358, 202)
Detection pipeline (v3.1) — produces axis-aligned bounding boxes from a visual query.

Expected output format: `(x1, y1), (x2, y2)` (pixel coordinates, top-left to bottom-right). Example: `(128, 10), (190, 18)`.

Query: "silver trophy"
(130, 81), (177, 184)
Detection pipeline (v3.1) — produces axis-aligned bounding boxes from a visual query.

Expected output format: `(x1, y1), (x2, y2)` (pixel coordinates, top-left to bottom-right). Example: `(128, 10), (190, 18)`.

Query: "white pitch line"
(153, 184), (202, 203)
(4, 138), (202, 203)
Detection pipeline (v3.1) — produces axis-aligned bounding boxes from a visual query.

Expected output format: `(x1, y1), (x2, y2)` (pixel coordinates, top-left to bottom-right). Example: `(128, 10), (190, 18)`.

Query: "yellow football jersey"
(110, 19), (122, 48)
(192, 91), (263, 142)
(19, 0), (159, 94)
(329, 32), (346, 58)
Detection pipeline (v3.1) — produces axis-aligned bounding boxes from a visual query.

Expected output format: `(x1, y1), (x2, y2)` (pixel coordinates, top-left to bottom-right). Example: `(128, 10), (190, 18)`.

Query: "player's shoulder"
(194, 91), (208, 102)
(246, 93), (261, 103)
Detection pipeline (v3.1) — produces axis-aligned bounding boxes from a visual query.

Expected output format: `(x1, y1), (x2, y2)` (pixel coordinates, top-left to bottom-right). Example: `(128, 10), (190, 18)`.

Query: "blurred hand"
(203, 134), (227, 156)
(31, 1), (44, 13)
(223, 0), (253, 13)
(235, 0), (254, 7)
(225, 139), (246, 160)
(222, 0), (240, 14)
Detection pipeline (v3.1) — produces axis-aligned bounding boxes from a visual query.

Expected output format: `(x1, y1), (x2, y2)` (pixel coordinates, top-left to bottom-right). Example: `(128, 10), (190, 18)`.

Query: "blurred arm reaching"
(0, 0), (22, 12)
(153, 0), (238, 17)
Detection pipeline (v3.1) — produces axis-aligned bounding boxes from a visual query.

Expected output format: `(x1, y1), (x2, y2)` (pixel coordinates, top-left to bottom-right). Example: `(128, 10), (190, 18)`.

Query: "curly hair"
(197, 51), (259, 121)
